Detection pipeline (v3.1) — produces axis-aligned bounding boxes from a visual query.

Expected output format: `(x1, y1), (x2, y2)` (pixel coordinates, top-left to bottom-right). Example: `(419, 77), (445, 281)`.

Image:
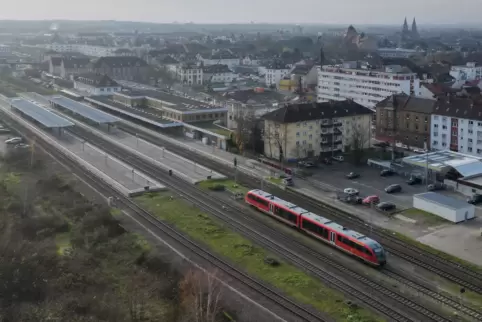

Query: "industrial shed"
(413, 192), (475, 223)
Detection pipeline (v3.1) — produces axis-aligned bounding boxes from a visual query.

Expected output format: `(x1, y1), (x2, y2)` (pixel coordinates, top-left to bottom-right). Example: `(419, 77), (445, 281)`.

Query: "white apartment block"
(450, 62), (482, 82)
(317, 63), (421, 110)
(265, 67), (290, 88)
(175, 64), (203, 85)
(431, 104), (482, 157)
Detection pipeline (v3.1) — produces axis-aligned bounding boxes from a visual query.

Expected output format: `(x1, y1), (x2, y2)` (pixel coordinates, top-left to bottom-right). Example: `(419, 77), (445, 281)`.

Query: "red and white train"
(245, 189), (386, 266)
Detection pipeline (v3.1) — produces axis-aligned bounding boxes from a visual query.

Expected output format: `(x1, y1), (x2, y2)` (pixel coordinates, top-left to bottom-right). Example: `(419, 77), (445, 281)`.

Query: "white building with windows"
(175, 63), (203, 85)
(262, 100), (373, 160)
(73, 73), (121, 96)
(265, 61), (291, 88)
(450, 62), (482, 83)
(203, 64), (236, 84)
(317, 62), (421, 109)
(430, 97), (482, 157)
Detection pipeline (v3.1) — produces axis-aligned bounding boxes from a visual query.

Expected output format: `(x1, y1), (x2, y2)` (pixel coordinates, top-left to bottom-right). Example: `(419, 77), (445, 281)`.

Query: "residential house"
(265, 61), (291, 88)
(89, 56), (149, 81)
(198, 51), (239, 68)
(279, 64), (318, 93)
(241, 55), (260, 66)
(450, 62), (482, 84)
(61, 57), (91, 78)
(263, 100), (373, 160)
(73, 73), (121, 96)
(175, 63), (203, 85)
(430, 96), (482, 156)
(203, 64), (237, 84)
(375, 93), (436, 149)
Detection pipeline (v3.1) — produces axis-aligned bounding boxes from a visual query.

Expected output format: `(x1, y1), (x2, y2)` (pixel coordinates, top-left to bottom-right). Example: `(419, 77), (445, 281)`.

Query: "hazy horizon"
(1, 0), (480, 26)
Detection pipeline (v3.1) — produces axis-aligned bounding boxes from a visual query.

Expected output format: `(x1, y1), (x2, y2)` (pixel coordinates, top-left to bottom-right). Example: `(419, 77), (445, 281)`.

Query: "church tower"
(411, 18), (419, 39)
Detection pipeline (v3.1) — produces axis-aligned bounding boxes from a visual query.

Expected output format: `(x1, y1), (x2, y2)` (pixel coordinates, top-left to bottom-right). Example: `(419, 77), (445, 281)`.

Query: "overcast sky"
(0, 0), (479, 25)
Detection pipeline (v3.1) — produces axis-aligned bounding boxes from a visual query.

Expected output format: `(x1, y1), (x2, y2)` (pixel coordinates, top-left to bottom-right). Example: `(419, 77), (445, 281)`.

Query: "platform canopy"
(49, 96), (120, 124)
(11, 98), (75, 128)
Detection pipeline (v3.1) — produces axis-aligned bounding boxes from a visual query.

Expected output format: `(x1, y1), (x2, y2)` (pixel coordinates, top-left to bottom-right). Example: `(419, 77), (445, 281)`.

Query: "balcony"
(320, 122), (333, 128)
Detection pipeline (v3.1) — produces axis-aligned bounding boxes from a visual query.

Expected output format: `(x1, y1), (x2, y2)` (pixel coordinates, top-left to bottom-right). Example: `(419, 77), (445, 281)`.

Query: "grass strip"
(136, 191), (385, 322)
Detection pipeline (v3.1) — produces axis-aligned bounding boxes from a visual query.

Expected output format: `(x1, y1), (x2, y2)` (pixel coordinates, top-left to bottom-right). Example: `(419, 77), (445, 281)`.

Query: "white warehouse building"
(317, 62), (421, 110)
(413, 192), (475, 223)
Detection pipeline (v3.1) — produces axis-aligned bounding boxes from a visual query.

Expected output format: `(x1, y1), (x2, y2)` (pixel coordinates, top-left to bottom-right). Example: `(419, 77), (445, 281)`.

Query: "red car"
(362, 195), (380, 205)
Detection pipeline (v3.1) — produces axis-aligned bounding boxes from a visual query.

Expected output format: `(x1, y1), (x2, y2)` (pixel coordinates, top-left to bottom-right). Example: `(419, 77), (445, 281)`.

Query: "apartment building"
(198, 51), (239, 68)
(175, 63), (203, 85)
(450, 62), (482, 83)
(317, 62), (421, 109)
(89, 56), (149, 81)
(375, 94), (435, 149)
(203, 64), (236, 84)
(431, 96), (482, 157)
(262, 100), (373, 160)
(265, 61), (291, 88)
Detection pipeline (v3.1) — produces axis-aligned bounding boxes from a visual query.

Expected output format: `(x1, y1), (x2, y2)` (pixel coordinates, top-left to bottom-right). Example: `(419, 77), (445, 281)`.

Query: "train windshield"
(372, 244), (386, 262)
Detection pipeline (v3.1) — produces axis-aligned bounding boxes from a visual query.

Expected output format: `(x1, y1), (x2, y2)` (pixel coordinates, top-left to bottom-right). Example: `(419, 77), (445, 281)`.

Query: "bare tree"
(179, 269), (223, 322)
(347, 120), (370, 165)
(232, 106), (256, 155)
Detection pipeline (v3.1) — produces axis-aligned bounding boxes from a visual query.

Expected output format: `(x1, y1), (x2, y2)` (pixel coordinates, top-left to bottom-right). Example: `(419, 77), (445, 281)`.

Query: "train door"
(269, 202), (274, 214)
(329, 231), (336, 245)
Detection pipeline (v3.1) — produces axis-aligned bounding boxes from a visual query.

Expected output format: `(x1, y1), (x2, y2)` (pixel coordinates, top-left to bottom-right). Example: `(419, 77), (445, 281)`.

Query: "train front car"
(365, 239), (387, 266)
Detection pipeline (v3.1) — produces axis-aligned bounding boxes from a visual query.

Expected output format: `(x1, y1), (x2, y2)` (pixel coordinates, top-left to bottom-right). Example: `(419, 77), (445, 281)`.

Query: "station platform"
(54, 114), (226, 184)
(117, 118), (275, 179)
(0, 101), (165, 197)
(62, 131), (165, 196)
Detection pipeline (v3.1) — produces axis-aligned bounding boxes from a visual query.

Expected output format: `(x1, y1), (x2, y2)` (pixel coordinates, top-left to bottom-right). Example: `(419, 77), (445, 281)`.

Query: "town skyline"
(1, 0), (481, 25)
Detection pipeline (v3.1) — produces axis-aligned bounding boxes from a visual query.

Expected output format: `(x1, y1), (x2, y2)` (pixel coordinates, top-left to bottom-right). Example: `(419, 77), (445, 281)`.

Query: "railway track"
(119, 123), (482, 295)
(0, 115), (331, 322)
(70, 126), (457, 322)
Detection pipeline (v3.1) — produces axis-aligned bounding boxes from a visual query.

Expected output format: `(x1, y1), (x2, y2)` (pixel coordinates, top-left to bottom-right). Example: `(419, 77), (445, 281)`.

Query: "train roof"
(249, 189), (383, 249)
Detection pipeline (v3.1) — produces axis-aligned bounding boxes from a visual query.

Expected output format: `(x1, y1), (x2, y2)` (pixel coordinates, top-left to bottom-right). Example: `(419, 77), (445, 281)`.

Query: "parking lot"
(301, 161), (428, 209)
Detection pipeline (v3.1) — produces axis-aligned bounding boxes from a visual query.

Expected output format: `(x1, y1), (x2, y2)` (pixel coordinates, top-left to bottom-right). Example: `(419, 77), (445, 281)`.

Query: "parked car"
(343, 188), (359, 196)
(376, 202), (396, 211)
(14, 143), (30, 149)
(468, 194), (482, 205)
(363, 195), (380, 205)
(298, 161), (316, 168)
(427, 182), (446, 191)
(385, 184), (402, 193)
(467, 194), (482, 205)
(332, 155), (344, 162)
(413, 148), (427, 154)
(346, 172), (360, 179)
(406, 176), (422, 185)
(282, 177), (294, 187)
(380, 169), (395, 177)
(5, 137), (22, 145)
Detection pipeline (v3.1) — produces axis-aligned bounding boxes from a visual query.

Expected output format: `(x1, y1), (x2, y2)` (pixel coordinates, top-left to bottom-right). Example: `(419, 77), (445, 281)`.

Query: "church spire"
(411, 17), (419, 38)
(403, 17), (409, 33)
